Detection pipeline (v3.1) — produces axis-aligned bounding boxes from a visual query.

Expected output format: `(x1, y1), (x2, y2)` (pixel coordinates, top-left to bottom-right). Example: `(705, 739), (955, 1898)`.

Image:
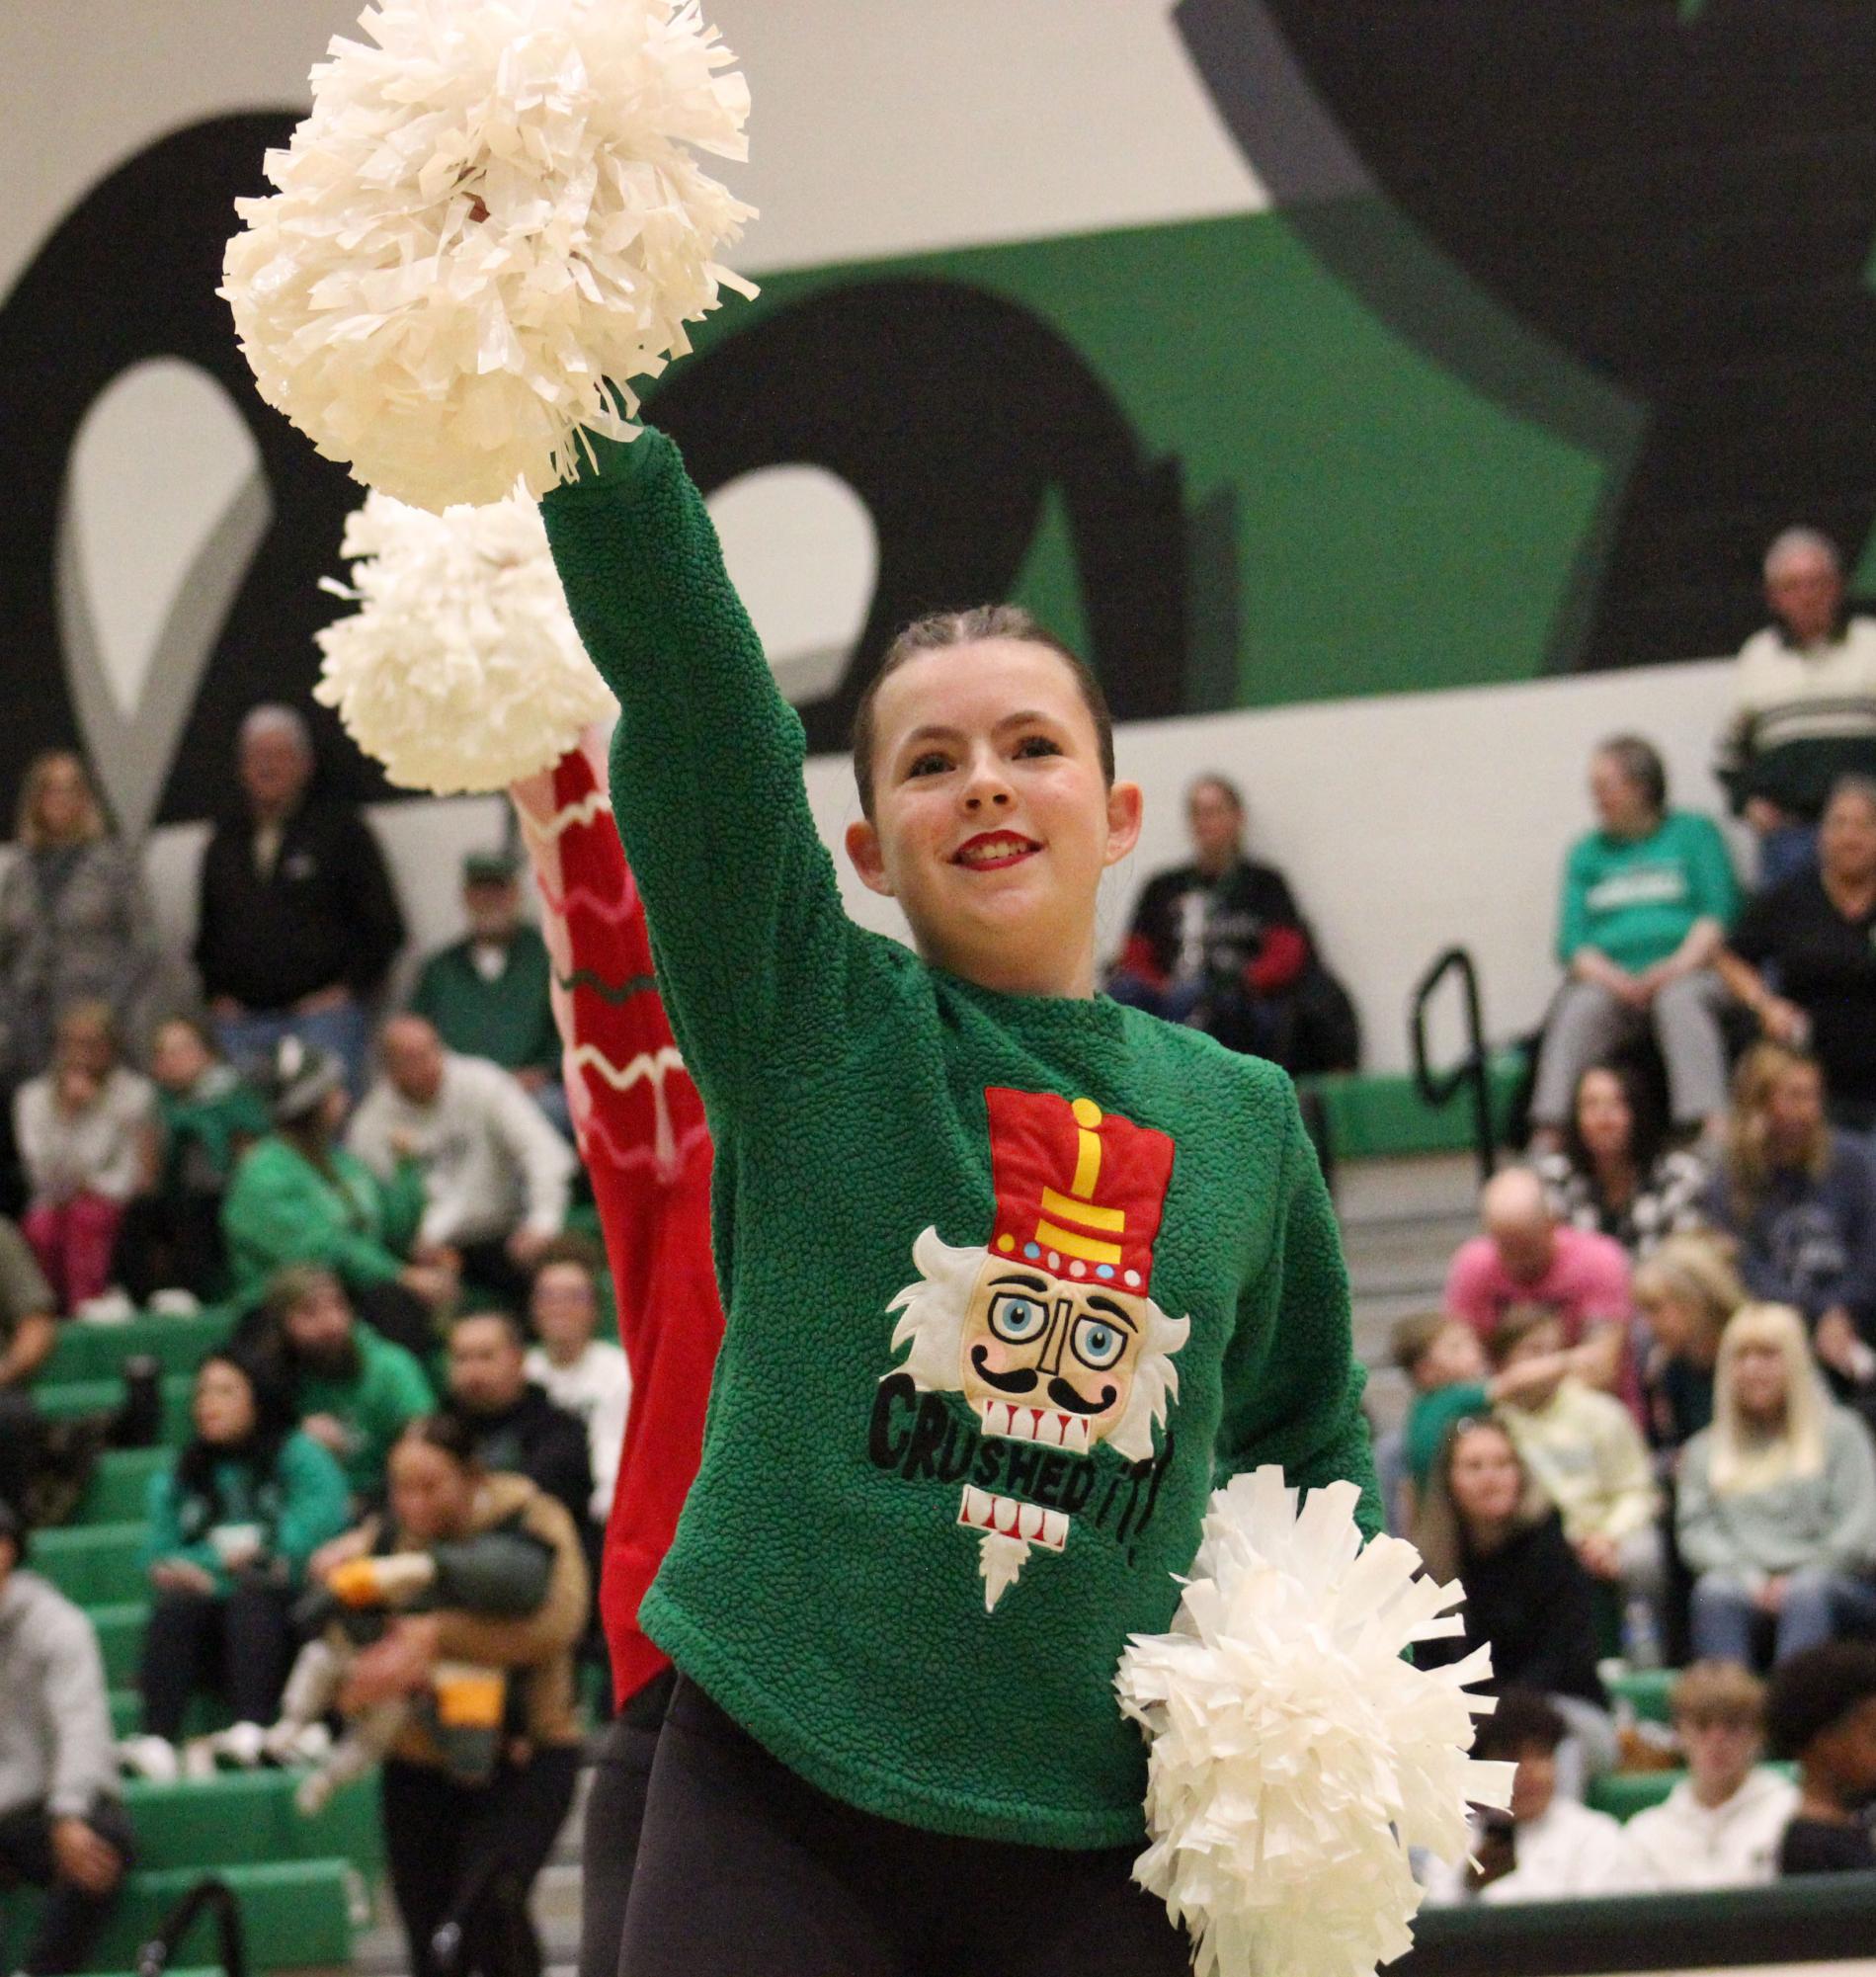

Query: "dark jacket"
(1117, 858), (1307, 994)
(1420, 1511), (1606, 1708)
(1705, 1137), (1876, 1330)
(449, 1384), (595, 1532)
(195, 795), (405, 1010)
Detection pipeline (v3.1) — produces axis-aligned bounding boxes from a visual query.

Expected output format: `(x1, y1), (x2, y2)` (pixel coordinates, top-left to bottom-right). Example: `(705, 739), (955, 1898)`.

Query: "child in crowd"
(1766, 1641), (1876, 1874)
(1489, 1304), (1665, 1642)
(13, 1001), (154, 1312)
(538, 422), (1379, 1972)
(1423, 1690), (1632, 1905)
(1390, 1312), (1489, 1509)
(117, 1017), (270, 1305)
(1622, 1662), (1798, 1889)
(1633, 1232), (1746, 1460)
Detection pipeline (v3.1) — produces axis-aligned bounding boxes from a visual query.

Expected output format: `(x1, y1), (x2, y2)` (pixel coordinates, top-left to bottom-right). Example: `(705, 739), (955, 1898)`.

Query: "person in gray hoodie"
(0, 1502), (132, 1974)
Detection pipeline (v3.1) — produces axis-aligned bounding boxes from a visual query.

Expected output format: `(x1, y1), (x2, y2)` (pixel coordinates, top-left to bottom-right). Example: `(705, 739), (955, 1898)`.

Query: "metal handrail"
(1410, 946), (1498, 1188)
(135, 1875), (246, 1977)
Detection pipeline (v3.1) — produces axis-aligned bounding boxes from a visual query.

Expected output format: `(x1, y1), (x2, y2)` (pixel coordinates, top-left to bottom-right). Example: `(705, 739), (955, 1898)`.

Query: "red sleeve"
(1242, 924), (1308, 994)
(1115, 931), (1169, 992)
(1442, 1239), (1499, 1339)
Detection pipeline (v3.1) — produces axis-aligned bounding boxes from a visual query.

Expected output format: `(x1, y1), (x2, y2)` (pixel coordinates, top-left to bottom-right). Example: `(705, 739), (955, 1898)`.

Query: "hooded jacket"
(0, 1569), (117, 1820)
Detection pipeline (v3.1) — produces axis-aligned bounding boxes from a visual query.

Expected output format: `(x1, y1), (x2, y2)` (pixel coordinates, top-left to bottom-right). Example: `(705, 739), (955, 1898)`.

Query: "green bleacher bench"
(36, 1375), (195, 1445)
(110, 1690), (234, 1742)
(1296, 1058), (1525, 1163)
(91, 1603), (149, 1688)
(1588, 1761), (1797, 1824)
(35, 1522), (148, 1607)
(80, 1448), (170, 1525)
(122, 1768), (383, 1876)
(1, 1859), (352, 1974)
(1606, 1666), (1675, 1726)
(45, 1310), (234, 1386)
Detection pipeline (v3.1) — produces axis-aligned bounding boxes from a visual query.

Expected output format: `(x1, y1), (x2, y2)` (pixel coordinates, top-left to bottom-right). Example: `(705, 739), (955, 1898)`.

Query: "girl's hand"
(1759, 995), (1809, 1046)
(151, 1559), (216, 1596)
(339, 1620), (438, 1710)
(310, 1529), (372, 1582)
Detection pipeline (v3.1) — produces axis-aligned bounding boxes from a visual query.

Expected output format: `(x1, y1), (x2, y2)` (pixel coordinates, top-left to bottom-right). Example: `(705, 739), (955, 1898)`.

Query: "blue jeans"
(1690, 1567), (1876, 1668)
(213, 999), (373, 1099)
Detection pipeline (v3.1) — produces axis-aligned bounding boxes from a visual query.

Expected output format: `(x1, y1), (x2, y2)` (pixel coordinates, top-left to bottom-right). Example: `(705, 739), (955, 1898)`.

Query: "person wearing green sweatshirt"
(1534, 735), (1741, 1143)
(263, 1265), (435, 1505)
(120, 1349), (350, 1781)
(537, 423), (1377, 1977)
(220, 1036), (447, 1359)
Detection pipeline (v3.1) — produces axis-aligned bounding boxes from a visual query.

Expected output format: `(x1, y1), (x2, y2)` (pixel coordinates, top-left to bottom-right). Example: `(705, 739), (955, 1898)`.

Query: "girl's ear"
(1102, 780), (1144, 868)
(846, 817), (895, 897)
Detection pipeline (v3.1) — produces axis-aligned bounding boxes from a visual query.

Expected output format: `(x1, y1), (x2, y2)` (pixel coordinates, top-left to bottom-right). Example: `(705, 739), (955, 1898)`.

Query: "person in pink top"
(1445, 1168), (1635, 1400)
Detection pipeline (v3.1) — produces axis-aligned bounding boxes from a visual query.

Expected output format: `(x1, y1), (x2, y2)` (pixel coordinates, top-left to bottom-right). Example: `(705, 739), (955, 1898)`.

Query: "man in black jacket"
(196, 705), (405, 1096)
(444, 1308), (595, 1534)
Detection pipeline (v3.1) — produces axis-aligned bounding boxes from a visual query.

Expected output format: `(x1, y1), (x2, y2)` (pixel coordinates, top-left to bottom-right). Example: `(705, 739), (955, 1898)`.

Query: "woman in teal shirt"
(1533, 735), (1741, 1144)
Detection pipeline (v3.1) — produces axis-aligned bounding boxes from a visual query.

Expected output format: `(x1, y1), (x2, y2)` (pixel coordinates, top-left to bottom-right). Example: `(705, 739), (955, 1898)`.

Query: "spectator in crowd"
(1489, 1304), (1666, 1639)
(261, 1266), (434, 1510)
(444, 1310), (593, 1533)
(0, 1222), (58, 1519)
(1533, 736), (1738, 1151)
(1388, 1313), (1490, 1525)
(221, 1037), (451, 1359)
(116, 1018), (269, 1307)
(195, 705), (405, 1097)
(1423, 1691), (1630, 1906)
(1536, 1063), (1710, 1264)
(1677, 1303), (1876, 1670)
(13, 1002), (154, 1315)
(1443, 1167), (1633, 1397)
(121, 1349), (350, 1780)
(1107, 775), (1350, 1069)
(409, 852), (564, 1129)
(1720, 775), (1876, 1136)
(1633, 1231), (1748, 1459)
(523, 1238), (628, 1525)
(348, 1016), (574, 1307)
(1415, 1418), (1613, 1776)
(0, 1502), (132, 1976)
(1703, 1044), (1876, 1387)
(332, 1415), (586, 1977)
(1766, 1640), (1876, 1874)
(1715, 528), (1876, 886)
(1622, 1662), (1798, 1890)
(0, 750), (162, 1085)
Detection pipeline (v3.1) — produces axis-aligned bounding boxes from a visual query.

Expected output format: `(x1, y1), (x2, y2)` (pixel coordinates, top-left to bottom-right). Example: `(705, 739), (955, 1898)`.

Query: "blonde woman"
(1634, 1232), (1749, 1456)
(0, 752), (162, 1079)
(1678, 1303), (1876, 1667)
(1704, 1044), (1876, 1385)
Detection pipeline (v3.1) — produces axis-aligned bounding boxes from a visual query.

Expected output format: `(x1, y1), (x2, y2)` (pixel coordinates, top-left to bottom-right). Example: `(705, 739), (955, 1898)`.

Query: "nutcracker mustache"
(968, 1348), (1113, 1416)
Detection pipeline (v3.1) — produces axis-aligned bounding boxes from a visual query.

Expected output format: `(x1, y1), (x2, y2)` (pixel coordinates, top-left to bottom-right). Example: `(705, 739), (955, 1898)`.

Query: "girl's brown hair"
(1725, 1041), (1830, 1220)
(16, 751), (105, 850)
(849, 606), (1114, 821)
(1412, 1414), (1553, 1584)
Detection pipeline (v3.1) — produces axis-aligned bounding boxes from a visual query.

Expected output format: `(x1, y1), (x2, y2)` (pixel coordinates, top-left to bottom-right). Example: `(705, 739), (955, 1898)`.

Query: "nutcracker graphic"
(886, 1088), (1190, 1609)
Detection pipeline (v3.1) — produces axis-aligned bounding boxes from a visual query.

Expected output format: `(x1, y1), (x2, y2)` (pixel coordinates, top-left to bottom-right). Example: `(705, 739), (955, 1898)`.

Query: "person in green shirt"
(409, 852), (566, 1136)
(220, 1036), (452, 1359)
(538, 421), (1378, 1976)
(1534, 735), (1741, 1146)
(261, 1264), (435, 1506)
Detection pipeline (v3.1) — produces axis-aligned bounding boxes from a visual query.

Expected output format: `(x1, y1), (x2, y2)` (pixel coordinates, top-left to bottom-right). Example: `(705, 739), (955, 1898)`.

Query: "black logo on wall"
(1178, 0), (1876, 672)
(0, 114), (1191, 829)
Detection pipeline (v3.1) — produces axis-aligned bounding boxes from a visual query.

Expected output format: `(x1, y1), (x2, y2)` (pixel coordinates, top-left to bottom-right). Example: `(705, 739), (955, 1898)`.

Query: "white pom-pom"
(222, 0), (756, 511)
(313, 489), (613, 793)
(1115, 1467), (1512, 1977)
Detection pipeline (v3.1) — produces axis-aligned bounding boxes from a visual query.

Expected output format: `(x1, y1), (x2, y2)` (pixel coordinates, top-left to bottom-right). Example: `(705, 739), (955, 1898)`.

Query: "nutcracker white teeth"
(956, 1485), (1070, 1552)
(977, 1401), (1094, 1453)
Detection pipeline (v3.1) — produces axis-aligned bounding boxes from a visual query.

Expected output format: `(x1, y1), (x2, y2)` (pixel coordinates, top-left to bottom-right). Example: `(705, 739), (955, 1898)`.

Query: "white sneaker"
(215, 1720), (270, 1770)
(74, 1288), (136, 1325)
(149, 1287), (203, 1317)
(181, 1736), (220, 1781)
(118, 1734), (181, 1784)
(264, 1719), (331, 1767)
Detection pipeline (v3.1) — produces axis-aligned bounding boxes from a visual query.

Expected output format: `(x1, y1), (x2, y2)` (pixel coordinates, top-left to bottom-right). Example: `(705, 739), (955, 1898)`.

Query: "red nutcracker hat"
(982, 1087), (1174, 1293)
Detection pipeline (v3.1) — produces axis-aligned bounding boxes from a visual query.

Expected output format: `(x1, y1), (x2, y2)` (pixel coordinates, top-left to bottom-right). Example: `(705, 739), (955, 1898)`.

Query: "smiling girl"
(539, 427), (1378, 1976)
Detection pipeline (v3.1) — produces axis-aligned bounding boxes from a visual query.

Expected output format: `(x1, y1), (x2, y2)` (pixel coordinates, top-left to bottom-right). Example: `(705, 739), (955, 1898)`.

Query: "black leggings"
(138, 1583), (296, 1738)
(619, 1678), (1188, 1977)
(579, 1668), (676, 1977)
(383, 1745), (581, 1977)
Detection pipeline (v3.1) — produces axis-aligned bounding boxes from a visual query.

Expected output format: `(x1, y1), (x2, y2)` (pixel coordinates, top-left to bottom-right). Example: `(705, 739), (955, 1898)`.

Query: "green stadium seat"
(91, 1603), (148, 1687)
(34, 1522), (147, 1606)
(1295, 1058), (1525, 1162)
(121, 1769), (383, 1875)
(44, 1311), (234, 1386)
(36, 1376), (194, 1445)
(80, 1449), (170, 1525)
(1, 1860), (352, 1973)
(1607, 1666), (1675, 1725)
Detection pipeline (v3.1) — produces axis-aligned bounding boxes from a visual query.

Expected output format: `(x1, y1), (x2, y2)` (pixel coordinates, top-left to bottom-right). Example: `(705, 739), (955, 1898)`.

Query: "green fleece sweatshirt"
(221, 1135), (425, 1307)
(296, 1323), (436, 1500)
(540, 428), (1378, 1850)
(142, 1431), (351, 1595)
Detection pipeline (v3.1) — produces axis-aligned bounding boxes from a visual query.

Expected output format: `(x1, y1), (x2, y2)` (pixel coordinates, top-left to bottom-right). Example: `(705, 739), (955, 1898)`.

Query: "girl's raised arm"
(542, 428), (879, 1113)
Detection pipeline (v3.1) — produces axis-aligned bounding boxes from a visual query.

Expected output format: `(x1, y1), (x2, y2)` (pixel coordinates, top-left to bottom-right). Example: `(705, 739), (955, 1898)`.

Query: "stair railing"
(135, 1874), (247, 1977)
(1410, 946), (1498, 1189)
